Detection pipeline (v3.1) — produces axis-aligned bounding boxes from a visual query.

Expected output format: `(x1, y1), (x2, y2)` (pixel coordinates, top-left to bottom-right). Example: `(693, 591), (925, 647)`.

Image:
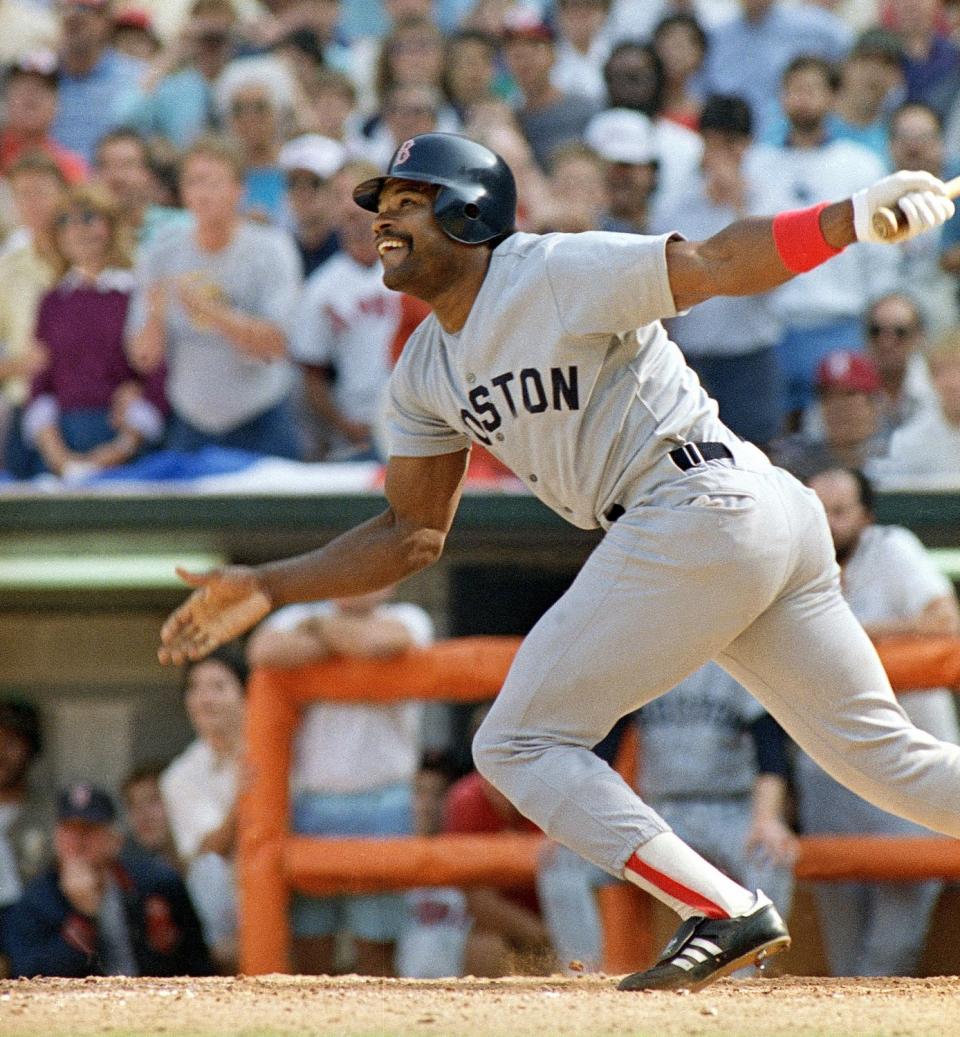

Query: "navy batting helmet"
(353, 133), (517, 245)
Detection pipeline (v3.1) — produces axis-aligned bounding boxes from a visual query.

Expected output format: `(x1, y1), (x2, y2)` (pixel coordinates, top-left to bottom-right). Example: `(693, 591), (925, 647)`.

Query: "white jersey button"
(495, 432), (504, 441)
(466, 372), (476, 383)
(529, 474), (538, 482)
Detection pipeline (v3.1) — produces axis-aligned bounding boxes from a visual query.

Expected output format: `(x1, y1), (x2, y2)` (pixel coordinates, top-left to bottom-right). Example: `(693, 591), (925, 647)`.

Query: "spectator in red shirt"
(18, 182), (166, 480)
(442, 747), (555, 976)
(0, 52), (89, 185)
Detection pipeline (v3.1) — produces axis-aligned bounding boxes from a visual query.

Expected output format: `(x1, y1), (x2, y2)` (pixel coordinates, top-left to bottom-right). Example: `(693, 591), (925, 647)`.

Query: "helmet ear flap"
(433, 184), (490, 244)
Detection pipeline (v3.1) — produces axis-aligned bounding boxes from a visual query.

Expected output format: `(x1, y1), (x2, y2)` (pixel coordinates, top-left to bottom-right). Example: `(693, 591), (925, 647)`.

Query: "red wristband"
(772, 202), (844, 274)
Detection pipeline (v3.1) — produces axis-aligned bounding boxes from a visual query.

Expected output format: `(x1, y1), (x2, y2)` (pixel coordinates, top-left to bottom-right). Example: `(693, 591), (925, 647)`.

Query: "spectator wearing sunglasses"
(873, 329), (960, 485)
(278, 134), (345, 278)
(886, 102), (960, 335)
(17, 183), (167, 480)
(863, 293), (938, 437)
(115, 0), (240, 150)
(358, 82), (447, 170)
(800, 292), (938, 450)
(357, 16), (460, 170)
(216, 55), (298, 226)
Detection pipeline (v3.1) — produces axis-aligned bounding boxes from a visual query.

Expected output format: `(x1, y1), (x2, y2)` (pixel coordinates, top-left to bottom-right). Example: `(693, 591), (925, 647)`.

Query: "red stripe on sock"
(624, 852), (730, 919)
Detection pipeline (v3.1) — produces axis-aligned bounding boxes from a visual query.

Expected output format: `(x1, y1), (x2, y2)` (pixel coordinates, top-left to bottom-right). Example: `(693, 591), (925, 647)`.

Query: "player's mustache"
(374, 231), (413, 249)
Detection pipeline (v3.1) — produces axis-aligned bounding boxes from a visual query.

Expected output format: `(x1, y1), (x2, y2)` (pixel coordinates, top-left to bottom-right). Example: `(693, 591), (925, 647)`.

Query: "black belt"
(668, 441), (733, 472)
(603, 442), (734, 524)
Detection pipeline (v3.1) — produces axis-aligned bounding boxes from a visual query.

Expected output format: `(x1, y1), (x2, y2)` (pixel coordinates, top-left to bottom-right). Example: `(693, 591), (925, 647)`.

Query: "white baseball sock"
(623, 832), (760, 920)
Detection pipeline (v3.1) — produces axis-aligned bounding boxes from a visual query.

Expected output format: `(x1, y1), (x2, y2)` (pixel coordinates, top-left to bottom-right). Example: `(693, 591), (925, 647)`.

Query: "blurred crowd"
(1, 0), (960, 985)
(0, 0), (956, 483)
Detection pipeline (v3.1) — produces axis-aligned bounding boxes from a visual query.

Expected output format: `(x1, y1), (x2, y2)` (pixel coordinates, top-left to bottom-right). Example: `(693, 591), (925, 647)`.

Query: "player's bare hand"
(852, 170), (955, 244)
(158, 565), (272, 665)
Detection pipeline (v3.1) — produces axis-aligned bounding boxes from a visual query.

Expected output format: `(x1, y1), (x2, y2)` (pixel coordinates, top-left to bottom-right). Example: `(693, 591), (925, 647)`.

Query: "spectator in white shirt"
(752, 54), (896, 427)
(551, 0), (615, 104)
(290, 160), (406, 461)
(863, 292), (939, 436)
(597, 40), (703, 207)
(159, 644), (246, 972)
(886, 102), (960, 335)
(872, 328), (960, 486)
(247, 588), (434, 976)
(799, 467), (960, 975)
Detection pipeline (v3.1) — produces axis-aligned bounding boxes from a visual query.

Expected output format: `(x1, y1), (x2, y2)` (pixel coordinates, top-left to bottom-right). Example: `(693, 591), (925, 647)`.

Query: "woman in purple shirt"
(18, 183), (166, 480)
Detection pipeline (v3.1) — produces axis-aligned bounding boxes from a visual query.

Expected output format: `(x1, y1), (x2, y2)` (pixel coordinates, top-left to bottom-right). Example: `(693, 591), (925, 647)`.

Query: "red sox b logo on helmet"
(395, 138), (415, 165)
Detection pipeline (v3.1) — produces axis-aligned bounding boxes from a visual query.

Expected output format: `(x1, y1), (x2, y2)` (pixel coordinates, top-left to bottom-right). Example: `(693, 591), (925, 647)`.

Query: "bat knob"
(872, 207), (900, 240)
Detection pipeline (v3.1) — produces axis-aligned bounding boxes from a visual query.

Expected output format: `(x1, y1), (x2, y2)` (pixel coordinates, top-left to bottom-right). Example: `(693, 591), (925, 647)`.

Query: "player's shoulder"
(392, 308), (441, 371)
(496, 228), (667, 264)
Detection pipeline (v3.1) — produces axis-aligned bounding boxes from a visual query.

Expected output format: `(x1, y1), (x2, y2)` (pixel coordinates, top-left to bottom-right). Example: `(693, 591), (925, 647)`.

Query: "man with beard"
(798, 468), (960, 975)
(157, 131), (960, 993)
(751, 54), (897, 429)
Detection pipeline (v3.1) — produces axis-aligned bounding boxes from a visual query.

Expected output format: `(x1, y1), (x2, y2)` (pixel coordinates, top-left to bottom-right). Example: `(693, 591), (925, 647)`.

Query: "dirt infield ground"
(1, 974), (958, 1037)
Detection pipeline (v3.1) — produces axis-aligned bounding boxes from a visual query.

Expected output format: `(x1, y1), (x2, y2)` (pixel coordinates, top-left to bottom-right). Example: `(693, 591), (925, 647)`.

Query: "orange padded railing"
(238, 635), (960, 975)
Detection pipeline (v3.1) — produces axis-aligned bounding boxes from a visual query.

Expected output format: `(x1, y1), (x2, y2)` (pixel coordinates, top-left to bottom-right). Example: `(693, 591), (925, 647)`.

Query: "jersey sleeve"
(385, 364), (471, 458)
(542, 231), (681, 336)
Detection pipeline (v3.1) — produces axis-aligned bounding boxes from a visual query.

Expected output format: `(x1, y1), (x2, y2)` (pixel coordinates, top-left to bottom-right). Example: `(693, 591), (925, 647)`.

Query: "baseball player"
(158, 132), (960, 992)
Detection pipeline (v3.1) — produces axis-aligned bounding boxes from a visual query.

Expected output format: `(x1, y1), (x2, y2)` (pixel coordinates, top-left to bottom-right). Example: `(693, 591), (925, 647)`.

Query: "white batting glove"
(852, 169), (955, 244)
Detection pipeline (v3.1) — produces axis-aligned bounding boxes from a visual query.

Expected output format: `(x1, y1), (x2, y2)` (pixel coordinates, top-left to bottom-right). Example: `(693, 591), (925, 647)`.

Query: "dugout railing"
(237, 635), (960, 975)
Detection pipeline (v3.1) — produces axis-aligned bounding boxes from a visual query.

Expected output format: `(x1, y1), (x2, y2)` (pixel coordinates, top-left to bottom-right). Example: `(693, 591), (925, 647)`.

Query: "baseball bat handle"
(871, 173), (960, 239)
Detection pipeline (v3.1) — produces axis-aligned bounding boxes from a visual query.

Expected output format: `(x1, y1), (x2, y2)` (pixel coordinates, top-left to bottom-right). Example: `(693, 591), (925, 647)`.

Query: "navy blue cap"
(57, 783), (117, 825)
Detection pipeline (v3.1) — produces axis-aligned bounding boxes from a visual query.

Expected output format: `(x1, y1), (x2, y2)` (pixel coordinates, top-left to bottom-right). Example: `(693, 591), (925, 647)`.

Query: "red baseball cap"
(816, 350), (882, 394)
(114, 8), (154, 32)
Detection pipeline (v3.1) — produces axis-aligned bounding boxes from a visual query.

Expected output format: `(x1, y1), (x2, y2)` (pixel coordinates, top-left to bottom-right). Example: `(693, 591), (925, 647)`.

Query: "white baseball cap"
(585, 108), (659, 166)
(279, 134), (347, 180)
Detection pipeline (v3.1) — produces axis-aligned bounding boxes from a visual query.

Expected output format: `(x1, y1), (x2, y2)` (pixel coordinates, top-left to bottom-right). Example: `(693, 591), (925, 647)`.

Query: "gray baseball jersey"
(383, 225), (960, 924)
(386, 231), (736, 529)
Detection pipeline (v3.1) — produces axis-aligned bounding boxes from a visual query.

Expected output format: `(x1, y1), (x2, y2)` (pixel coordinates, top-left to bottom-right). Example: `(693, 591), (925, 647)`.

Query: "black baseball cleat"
(617, 897), (790, 993)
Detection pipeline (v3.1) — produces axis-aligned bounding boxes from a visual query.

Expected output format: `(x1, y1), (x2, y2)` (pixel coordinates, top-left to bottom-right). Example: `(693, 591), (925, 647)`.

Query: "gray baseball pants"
(473, 458), (960, 878)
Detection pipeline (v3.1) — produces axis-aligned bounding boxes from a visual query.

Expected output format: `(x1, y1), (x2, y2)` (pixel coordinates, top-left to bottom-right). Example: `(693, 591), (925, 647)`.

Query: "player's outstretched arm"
(666, 170), (955, 311)
(157, 448), (471, 664)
